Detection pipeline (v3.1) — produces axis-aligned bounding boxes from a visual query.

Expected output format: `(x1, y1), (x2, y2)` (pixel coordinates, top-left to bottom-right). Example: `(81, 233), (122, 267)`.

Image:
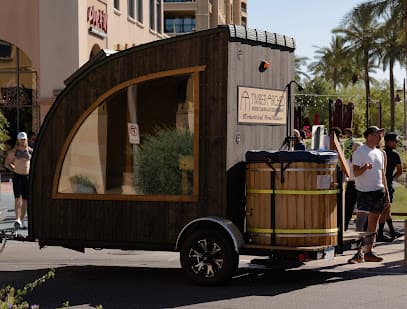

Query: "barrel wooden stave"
(246, 161), (338, 247)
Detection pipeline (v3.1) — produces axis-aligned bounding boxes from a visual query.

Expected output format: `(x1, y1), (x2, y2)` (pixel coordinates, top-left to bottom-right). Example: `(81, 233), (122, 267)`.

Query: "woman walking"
(5, 132), (33, 229)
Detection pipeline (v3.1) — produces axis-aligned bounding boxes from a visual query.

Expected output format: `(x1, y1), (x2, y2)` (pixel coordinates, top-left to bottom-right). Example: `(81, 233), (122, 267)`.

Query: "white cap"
(17, 132), (27, 140)
(293, 129), (300, 137)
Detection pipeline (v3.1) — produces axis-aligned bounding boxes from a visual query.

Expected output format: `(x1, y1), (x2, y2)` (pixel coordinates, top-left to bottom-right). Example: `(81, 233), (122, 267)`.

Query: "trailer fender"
(175, 217), (244, 253)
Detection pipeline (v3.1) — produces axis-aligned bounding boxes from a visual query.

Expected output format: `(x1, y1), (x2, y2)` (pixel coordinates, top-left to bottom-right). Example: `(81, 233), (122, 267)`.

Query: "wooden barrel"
(245, 150), (338, 247)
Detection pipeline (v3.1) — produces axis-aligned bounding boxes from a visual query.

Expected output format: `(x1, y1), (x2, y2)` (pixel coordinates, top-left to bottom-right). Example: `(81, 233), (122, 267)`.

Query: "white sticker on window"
(128, 123), (140, 144)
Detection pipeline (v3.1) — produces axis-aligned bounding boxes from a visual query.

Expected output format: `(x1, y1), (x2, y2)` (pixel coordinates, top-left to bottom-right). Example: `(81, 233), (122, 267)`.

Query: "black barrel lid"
(246, 150), (338, 164)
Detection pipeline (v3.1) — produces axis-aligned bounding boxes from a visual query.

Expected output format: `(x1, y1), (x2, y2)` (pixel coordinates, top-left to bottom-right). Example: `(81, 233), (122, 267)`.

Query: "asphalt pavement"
(1, 180), (407, 308)
(1, 178), (406, 273)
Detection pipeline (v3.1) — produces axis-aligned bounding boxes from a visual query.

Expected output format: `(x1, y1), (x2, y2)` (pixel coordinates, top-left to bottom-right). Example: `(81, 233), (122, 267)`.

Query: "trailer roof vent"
(246, 27), (258, 41)
(227, 25), (295, 49)
(256, 30), (267, 43)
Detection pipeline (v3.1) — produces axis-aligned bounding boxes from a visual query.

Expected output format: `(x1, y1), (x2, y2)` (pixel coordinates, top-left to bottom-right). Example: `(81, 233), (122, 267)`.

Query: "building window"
(156, 0), (162, 33)
(0, 41), (12, 59)
(150, 0), (155, 30)
(241, 2), (247, 13)
(165, 16), (195, 33)
(114, 0), (120, 10)
(136, 0), (143, 22)
(128, 0), (135, 18)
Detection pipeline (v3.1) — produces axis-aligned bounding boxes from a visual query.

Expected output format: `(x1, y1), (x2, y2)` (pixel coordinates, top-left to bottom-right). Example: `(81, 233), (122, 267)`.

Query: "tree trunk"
(364, 53), (371, 128)
(390, 59), (395, 131)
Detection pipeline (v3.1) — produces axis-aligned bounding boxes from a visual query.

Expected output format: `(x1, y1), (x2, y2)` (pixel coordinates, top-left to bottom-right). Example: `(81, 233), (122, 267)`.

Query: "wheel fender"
(175, 216), (244, 253)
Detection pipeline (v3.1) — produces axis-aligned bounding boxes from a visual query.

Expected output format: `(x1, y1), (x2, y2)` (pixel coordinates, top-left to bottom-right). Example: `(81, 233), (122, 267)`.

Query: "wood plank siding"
(29, 26), (295, 251)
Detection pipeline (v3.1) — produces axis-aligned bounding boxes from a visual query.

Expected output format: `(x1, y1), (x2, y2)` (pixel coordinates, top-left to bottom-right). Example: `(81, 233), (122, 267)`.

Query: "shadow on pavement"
(0, 262), (404, 309)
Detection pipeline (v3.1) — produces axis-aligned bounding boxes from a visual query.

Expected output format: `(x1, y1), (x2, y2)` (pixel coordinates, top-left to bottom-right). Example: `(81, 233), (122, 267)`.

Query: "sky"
(247, 0), (405, 86)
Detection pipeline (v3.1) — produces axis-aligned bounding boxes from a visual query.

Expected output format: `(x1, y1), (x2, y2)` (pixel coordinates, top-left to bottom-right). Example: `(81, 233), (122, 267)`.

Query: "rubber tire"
(180, 229), (238, 285)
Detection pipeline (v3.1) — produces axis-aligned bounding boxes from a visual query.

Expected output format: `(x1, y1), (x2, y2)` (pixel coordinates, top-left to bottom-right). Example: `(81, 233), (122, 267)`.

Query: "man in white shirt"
(348, 126), (390, 263)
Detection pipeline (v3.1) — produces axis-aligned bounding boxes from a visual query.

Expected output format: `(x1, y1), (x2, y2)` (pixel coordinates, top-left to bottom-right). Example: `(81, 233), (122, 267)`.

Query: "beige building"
(164, 0), (247, 36)
(0, 0), (166, 138)
(0, 0), (247, 147)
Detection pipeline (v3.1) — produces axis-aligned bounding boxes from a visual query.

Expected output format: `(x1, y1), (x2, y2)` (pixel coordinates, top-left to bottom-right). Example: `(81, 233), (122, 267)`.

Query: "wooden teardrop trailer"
(20, 25), (350, 285)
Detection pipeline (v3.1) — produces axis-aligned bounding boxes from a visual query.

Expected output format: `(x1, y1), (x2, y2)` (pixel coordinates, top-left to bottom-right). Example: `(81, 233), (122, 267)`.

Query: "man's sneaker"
(348, 253), (364, 264)
(20, 220), (26, 229)
(376, 233), (393, 242)
(14, 219), (22, 229)
(390, 231), (404, 239)
(364, 252), (383, 262)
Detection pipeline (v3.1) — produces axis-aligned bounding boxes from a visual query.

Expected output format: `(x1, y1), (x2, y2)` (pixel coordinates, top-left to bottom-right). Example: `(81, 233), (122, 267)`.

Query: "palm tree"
(308, 35), (353, 91)
(379, 18), (405, 130)
(295, 56), (310, 83)
(333, 3), (381, 127)
(366, 0), (407, 131)
(365, 0), (407, 49)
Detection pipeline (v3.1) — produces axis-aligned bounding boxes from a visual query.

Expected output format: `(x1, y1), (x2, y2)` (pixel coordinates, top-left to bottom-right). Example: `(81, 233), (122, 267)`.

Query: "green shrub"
(69, 174), (96, 193)
(69, 174), (95, 188)
(135, 127), (193, 195)
(0, 269), (55, 309)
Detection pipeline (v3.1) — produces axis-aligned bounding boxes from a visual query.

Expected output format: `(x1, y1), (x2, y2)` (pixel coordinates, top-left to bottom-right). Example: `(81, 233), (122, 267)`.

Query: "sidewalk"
(309, 221), (406, 273)
(0, 181), (28, 230)
(245, 220), (407, 275)
(0, 181), (15, 221)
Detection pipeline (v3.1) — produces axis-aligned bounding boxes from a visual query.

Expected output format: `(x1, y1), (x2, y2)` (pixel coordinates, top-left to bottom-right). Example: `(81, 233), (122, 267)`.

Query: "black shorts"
(13, 173), (29, 199)
(356, 189), (385, 214)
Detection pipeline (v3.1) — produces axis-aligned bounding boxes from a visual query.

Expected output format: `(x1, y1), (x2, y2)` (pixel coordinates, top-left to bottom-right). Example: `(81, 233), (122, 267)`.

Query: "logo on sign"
(87, 6), (108, 38)
(237, 86), (287, 125)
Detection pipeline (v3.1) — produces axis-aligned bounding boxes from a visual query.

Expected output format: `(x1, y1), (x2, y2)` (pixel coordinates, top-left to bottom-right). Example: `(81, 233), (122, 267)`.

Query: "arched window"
(0, 39), (38, 151)
(56, 67), (203, 201)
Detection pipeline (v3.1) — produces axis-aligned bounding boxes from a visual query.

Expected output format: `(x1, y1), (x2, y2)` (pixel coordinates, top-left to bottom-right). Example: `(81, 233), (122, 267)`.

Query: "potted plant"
(135, 127), (193, 195)
(69, 174), (96, 193)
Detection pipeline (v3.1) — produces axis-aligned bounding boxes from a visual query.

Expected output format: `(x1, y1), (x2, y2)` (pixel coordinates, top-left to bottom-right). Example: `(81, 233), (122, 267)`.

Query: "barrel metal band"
(247, 167), (336, 172)
(247, 227), (338, 234)
(247, 189), (339, 195)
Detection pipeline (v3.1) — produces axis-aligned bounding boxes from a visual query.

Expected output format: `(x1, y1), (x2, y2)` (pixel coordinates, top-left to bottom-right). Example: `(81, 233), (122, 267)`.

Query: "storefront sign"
(238, 86), (286, 125)
(87, 6), (108, 38)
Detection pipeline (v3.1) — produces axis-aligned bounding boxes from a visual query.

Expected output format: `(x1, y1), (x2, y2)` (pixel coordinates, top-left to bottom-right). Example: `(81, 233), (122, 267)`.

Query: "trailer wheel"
(180, 229), (238, 285)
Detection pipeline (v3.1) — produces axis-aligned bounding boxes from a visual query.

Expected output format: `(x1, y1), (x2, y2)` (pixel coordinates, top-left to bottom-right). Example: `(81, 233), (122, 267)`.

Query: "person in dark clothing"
(293, 129), (306, 150)
(28, 131), (37, 149)
(299, 130), (306, 140)
(377, 132), (404, 241)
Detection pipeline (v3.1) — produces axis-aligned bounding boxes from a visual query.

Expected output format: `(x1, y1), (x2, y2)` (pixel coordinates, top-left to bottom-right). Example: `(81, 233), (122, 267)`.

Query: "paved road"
(1, 232), (406, 308)
(1, 180), (407, 309)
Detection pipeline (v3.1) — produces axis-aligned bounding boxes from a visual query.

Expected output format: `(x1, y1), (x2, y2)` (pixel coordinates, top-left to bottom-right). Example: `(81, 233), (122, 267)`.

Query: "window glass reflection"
(58, 74), (196, 196)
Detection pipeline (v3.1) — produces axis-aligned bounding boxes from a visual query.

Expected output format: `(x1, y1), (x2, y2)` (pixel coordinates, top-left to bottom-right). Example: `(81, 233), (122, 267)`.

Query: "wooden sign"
(237, 86), (287, 125)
